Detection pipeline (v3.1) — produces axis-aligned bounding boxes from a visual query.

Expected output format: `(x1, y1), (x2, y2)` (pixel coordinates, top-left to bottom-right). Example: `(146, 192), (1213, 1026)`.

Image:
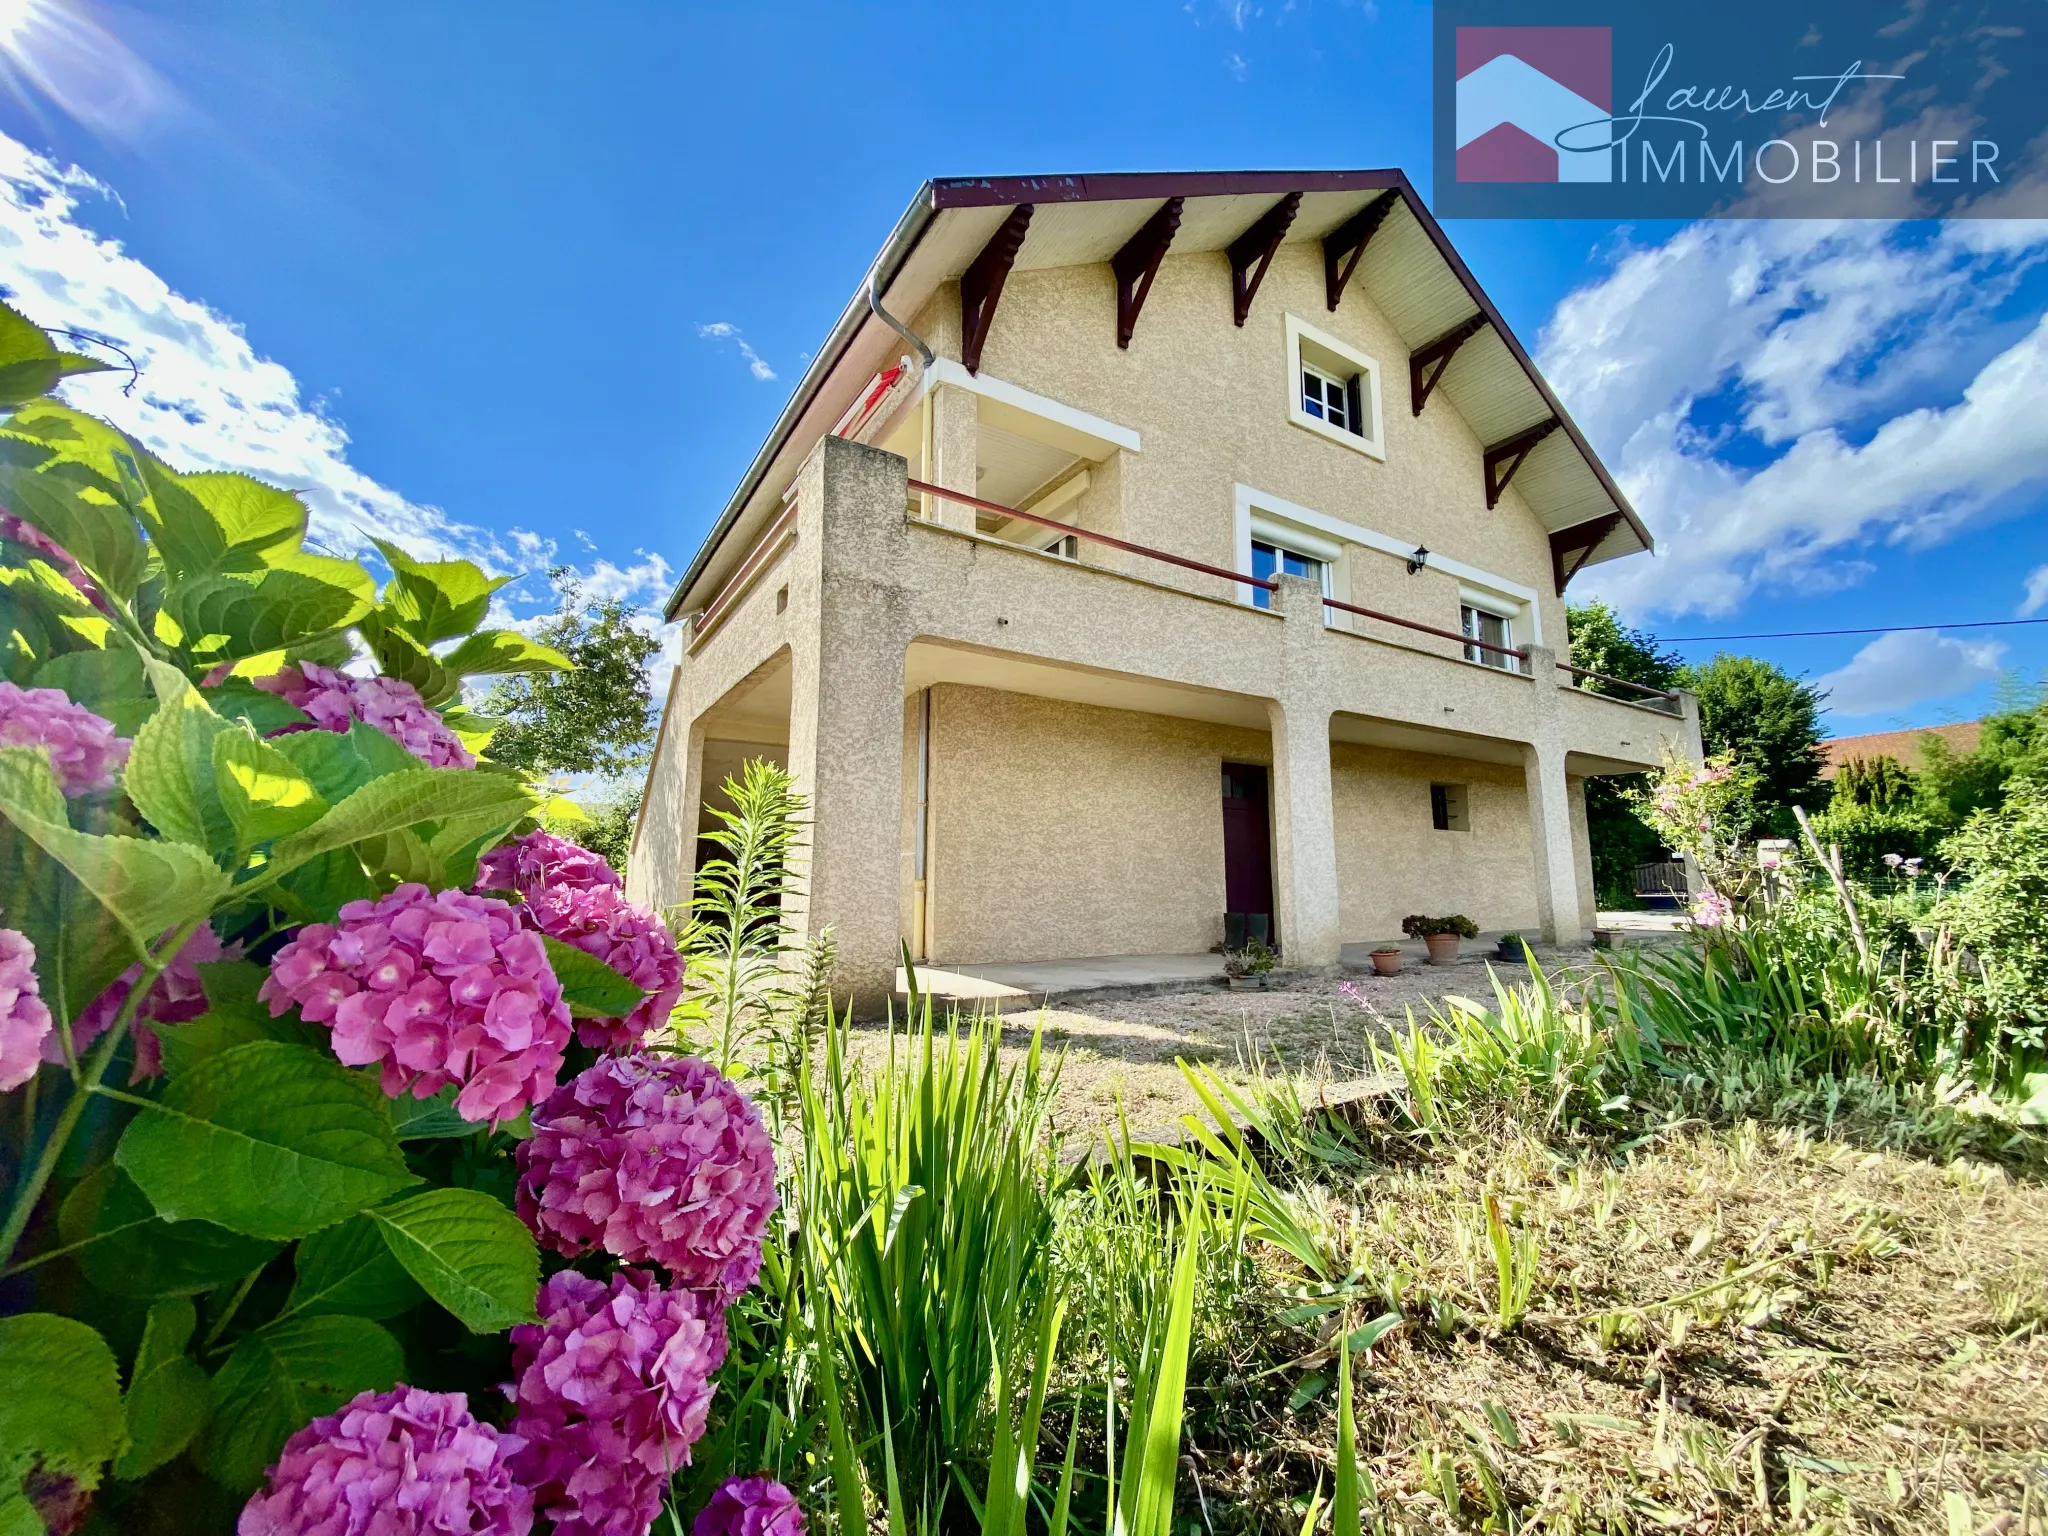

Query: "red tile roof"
(1819, 721), (1981, 777)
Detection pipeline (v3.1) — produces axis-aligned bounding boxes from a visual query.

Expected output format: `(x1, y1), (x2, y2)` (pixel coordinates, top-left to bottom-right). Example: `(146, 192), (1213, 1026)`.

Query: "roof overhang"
(664, 170), (1649, 621)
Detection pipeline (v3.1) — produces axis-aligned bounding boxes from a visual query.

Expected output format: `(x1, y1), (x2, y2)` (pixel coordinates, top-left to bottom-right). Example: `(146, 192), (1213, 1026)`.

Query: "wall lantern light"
(1406, 545), (1430, 575)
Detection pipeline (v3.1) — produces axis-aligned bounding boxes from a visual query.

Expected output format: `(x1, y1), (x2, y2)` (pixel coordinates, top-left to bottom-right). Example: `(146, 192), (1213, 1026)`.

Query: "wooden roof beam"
(1110, 198), (1183, 349)
(1322, 191), (1396, 311)
(1483, 417), (1561, 509)
(960, 204), (1033, 375)
(1227, 192), (1301, 327)
(1409, 313), (1489, 416)
(1550, 511), (1626, 593)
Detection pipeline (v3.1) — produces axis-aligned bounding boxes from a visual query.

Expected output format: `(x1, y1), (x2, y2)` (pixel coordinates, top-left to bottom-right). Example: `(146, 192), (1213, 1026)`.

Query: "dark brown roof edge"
(665, 169), (1649, 619)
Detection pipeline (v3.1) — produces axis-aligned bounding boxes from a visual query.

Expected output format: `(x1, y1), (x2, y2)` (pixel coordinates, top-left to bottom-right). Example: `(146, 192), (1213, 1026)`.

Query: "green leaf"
(138, 465), (304, 580)
(124, 655), (233, 854)
(213, 724), (329, 846)
(360, 619), (458, 709)
(286, 1216), (425, 1320)
(388, 1085), (487, 1140)
(0, 456), (147, 600)
(154, 1005), (323, 1079)
(198, 1317), (402, 1492)
(368, 1188), (539, 1333)
(0, 746), (231, 952)
(113, 1299), (210, 1481)
(270, 845), (378, 925)
(370, 539), (508, 646)
(115, 1040), (420, 1241)
(58, 1164), (282, 1298)
(0, 1314), (124, 1517)
(32, 645), (152, 734)
(203, 678), (312, 735)
(539, 933), (649, 1020)
(439, 629), (574, 681)
(266, 766), (536, 879)
(165, 554), (375, 665)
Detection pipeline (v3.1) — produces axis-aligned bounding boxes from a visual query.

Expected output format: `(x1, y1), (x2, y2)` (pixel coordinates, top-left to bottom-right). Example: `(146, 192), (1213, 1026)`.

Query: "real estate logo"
(1454, 27), (1612, 184)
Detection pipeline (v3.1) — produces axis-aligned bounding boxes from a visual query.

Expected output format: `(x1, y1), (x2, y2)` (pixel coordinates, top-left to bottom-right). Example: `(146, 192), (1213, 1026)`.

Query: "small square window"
(1285, 315), (1384, 459)
(1461, 605), (1516, 670)
(1301, 361), (1354, 435)
(1431, 783), (1469, 832)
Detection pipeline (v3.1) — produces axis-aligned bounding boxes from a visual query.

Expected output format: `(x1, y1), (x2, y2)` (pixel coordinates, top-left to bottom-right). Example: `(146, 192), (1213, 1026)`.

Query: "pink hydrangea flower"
(1692, 890), (1735, 929)
(0, 928), (53, 1093)
(0, 681), (130, 796)
(52, 924), (223, 1082)
(477, 829), (622, 900)
(260, 884), (572, 1123)
(693, 1478), (804, 1536)
(239, 1384), (532, 1536)
(524, 884), (681, 1051)
(516, 1054), (777, 1301)
(255, 661), (474, 768)
(507, 1269), (726, 1536)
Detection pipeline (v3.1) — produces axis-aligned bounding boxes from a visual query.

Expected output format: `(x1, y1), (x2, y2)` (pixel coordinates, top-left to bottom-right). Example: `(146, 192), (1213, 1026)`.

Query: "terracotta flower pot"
(1424, 933), (1462, 966)
(1370, 949), (1402, 977)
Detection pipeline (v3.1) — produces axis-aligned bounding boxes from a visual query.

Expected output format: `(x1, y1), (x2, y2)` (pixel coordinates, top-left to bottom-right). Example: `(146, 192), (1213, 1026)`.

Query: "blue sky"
(2, 0), (2046, 734)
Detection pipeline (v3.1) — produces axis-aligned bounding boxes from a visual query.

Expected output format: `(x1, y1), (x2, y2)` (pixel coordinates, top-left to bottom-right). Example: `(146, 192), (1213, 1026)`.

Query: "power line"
(1660, 617), (2048, 643)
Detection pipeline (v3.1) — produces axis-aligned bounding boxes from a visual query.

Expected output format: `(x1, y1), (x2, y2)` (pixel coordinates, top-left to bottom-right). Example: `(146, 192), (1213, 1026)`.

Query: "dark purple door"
(1221, 763), (1275, 947)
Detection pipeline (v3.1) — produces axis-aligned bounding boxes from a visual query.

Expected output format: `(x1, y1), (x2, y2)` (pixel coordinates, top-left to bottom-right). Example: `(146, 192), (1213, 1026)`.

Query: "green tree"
(1566, 602), (1683, 904)
(1677, 652), (1827, 839)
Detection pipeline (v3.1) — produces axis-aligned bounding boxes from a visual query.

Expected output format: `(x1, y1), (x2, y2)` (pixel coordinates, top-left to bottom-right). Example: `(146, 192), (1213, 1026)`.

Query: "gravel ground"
(852, 948), (1597, 1141)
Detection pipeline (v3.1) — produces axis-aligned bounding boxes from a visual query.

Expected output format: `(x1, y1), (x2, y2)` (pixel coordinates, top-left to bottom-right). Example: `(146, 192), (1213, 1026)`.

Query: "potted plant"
(1369, 945), (1403, 977)
(1403, 913), (1479, 965)
(1223, 937), (1279, 989)
(1495, 931), (1527, 963)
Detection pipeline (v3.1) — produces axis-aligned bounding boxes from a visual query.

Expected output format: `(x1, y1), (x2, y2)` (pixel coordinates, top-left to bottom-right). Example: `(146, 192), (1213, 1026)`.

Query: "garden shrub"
(1939, 774), (2048, 1058)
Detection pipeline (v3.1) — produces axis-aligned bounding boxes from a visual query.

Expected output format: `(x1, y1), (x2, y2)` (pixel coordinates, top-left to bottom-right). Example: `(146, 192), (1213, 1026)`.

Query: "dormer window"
(1285, 314), (1385, 460)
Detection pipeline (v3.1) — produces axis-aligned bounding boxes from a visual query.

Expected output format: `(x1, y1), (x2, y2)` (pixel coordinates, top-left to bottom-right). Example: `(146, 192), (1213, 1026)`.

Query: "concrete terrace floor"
(867, 914), (1689, 1143)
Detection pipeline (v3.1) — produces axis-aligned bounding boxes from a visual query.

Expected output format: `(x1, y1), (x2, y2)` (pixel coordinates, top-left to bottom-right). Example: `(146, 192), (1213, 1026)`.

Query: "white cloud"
(1814, 629), (2006, 719)
(2021, 566), (2048, 618)
(1539, 218), (2048, 618)
(697, 321), (775, 381)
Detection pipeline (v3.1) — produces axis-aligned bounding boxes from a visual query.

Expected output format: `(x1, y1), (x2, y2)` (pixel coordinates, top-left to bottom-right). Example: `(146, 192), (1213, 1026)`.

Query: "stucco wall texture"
(916, 684), (1586, 966)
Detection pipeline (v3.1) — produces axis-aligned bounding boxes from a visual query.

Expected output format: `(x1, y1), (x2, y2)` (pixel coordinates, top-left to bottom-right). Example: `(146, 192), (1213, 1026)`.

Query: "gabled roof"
(665, 170), (1650, 621)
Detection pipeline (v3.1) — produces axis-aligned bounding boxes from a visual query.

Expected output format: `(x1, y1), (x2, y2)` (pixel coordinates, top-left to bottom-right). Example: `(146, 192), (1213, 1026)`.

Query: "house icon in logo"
(1455, 27), (1613, 183)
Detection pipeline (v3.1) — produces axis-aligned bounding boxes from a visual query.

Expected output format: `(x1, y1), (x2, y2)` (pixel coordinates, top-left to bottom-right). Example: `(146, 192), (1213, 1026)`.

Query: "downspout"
(868, 269), (934, 369)
(871, 269), (937, 521)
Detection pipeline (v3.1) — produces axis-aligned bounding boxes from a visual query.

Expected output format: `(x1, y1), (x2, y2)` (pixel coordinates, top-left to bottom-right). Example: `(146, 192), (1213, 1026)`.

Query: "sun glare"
(0, 0), (173, 140)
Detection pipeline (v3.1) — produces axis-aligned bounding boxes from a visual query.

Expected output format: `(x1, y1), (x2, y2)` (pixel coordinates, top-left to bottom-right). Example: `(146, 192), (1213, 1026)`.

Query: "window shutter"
(1345, 374), (1364, 437)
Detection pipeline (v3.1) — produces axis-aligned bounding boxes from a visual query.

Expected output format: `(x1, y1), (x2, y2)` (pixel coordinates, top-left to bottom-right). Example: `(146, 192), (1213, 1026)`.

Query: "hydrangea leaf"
(0, 301), (111, 406)
(31, 646), (152, 735)
(538, 933), (649, 1019)
(368, 539), (508, 646)
(269, 845), (379, 926)
(113, 1298), (210, 1481)
(213, 724), (329, 847)
(136, 461), (304, 580)
(0, 456), (146, 600)
(202, 678), (313, 735)
(114, 1040), (420, 1241)
(387, 1085), (486, 1140)
(57, 1164), (282, 1298)
(286, 1216), (425, 1321)
(0, 745), (231, 952)
(198, 1316), (403, 1493)
(439, 629), (574, 682)
(164, 554), (376, 666)
(265, 766), (536, 879)
(358, 618), (458, 709)
(368, 1188), (540, 1333)
(125, 656), (233, 855)
(0, 1313), (125, 1518)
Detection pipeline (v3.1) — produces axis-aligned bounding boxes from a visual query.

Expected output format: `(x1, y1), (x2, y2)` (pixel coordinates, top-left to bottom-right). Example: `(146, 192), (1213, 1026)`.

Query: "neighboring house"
(628, 170), (1702, 1003)
(1820, 721), (1981, 778)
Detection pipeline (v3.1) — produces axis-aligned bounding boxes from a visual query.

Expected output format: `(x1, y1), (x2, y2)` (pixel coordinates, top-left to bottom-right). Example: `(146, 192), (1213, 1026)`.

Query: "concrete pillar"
(1267, 574), (1342, 967)
(784, 435), (915, 1010)
(926, 384), (977, 533)
(1520, 644), (1586, 945)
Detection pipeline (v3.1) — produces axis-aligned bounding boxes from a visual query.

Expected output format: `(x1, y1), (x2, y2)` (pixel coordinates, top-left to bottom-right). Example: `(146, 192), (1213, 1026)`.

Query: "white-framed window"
(1250, 539), (1328, 611)
(1461, 604), (1516, 669)
(1285, 314), (1385, 459)
(1041, 534), (1078, 560)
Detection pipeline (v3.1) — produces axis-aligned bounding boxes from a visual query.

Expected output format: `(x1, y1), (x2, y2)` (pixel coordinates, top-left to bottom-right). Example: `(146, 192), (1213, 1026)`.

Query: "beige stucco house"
(627, 170), (1701, 1003)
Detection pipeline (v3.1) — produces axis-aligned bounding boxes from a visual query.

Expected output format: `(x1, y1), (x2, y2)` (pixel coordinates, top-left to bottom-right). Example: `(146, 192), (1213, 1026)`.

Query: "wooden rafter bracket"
(1408, 313), (1489, 416)
(1549, 511), (1626, 593)
(1483, 418), (1561, 509)
(960, 204), (1033, 375)
(1323, 191), (1396, 312)
(1227, 192), (1301, 327)
(1111, 198), (1184, 349)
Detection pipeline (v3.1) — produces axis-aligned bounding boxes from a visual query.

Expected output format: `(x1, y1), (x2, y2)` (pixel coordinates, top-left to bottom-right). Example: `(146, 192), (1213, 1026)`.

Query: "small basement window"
(1285, 314), (1384, 458)
(1461, 604), (1516, 670)
(1430, 783), (1469, 832)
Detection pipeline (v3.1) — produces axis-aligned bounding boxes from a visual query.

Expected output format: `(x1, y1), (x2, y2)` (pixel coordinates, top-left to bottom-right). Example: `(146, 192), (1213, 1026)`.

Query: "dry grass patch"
(1185, 1118), (2048, 1534)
